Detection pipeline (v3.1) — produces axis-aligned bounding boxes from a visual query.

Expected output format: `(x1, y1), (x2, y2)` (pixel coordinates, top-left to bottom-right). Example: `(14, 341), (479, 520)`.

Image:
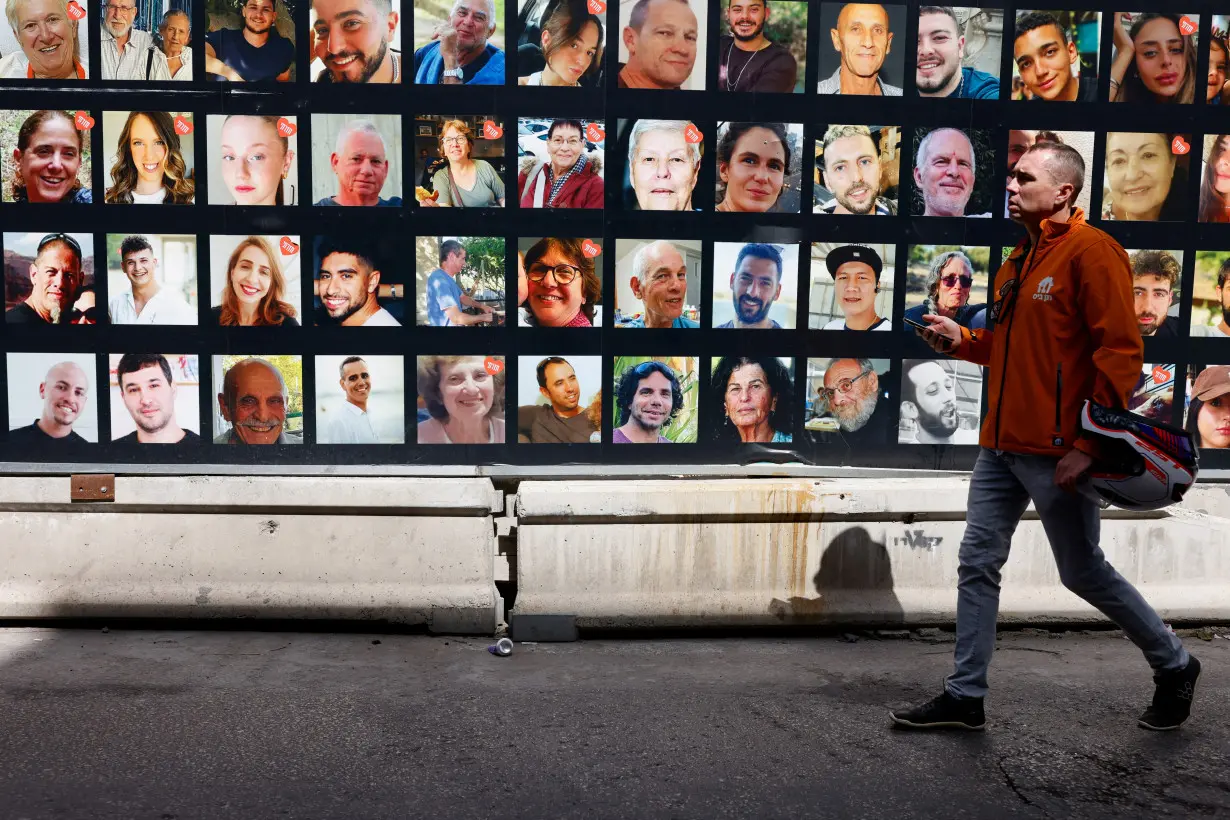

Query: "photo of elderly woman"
(103, 112), (194, 205)
(209, 235), (301, 327)
(1108, 12), (1198, 103)
(516, 118), (604, 209)
(416, 355), (506, 444)
(415, 116), (505, 208)
(903, 245), (989, 331)
(1198, 134), (1230, 222)
(516, 0), (604, 86)
(1211, 17), (1229, 104)
(206, 114), (298, 206)
(0, 0), (88, 78)
(1185, 364), (1230, 450)
(516, 236), (601, 327)
(1102, 131), (1190, 222)
(714, 121), (802, 213)
(618, 119), (704, 211)
(610, 356), (698, 443)
(1, 110), (91, 203)
(709, 356), (793, 444)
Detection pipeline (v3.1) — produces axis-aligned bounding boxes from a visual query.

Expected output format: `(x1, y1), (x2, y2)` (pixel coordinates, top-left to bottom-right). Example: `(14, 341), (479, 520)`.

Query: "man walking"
(894, 140), (1200, 731)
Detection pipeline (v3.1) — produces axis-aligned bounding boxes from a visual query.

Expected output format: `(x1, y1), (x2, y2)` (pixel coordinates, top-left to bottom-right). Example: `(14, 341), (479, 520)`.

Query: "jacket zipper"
(993, 243), (1038, 449)
(1054, 363), (1063, 441)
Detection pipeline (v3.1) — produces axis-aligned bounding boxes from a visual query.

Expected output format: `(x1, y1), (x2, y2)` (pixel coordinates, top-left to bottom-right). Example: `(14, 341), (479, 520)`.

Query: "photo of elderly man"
(6, 353), (96, 444)
(313, 116), (403, 207)
(916, 6), (1001, 98)
(814, 124), (900, 215)
(4, 232), (93, 325)
(111, 353), (201, 445)
(902, 245), (988, 331)
(817, 2), (904, 95)
(414, 0), (503, 84)
(206, 0), (295, 81)
(417, 237), (501, 327)
(805, 357), (895, 444)
(100, 0), (172, 80)
(911, 127), (993, 218)
(620, 119), (704, 211)
(617, 0), (705, 90)
(614, 239), (700, 328)
(213, 356), (302, 445)
(312, 0), (401, 82)
(0, 0), (89, 78)
(517, 355), (601, 443)
(611, 356), (698, 443)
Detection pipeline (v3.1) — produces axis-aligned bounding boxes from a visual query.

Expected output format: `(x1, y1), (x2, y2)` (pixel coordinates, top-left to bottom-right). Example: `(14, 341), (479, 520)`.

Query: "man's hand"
(480, 303), (494, 314)
(919, 314), (961, 354)
(434, 22), (460, 64)
(1054, 448), (1094, 493)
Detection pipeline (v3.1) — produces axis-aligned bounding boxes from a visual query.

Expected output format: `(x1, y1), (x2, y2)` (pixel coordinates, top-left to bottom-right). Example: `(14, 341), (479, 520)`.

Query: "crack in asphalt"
(996, 755), (1043, 815)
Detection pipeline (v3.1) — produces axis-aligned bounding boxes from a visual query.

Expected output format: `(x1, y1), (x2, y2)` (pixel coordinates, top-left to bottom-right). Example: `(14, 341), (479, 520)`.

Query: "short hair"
(159, 8), (189, 29)
(339, 356), (366, 378)
(1015, 10), (1066, 45)
(627, 119), (703, 171)
(630, 240), (678, 288)
(317, 236), (378, 276)
(437, 119), (475, 155)
(417, 356), (505, 422)
(709, 356), (794, 443)
(734, 243), (784, 282)
(824, 357), (876, 389)
(547, 119), (585, 141)
(901, 360), (947, 409)
(536, 356), (571, 389)
(334, 120), (385, 158)
(615, 360), (684, 427)
(1130, 250), (1180, 291)
(820, 125), (876, 170)
(919, 6), (958, 29)
(925, 250), (974, 305)
(1218, 258), (1230, 291)
(119, 235), (153, 261)
(627, 0), (688, 33)
(916, 127), (975, 178)
(439, 239), (465, 264)
(1024, 141), (1085, 204)
(116, 353), (172, 389)
(222, 358), (288, 413)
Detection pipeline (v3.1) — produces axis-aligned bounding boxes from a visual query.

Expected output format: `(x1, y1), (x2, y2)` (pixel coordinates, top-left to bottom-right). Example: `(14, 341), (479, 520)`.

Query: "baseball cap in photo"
(1192, 365), (1230, 402)
(825, 245), (883, 280)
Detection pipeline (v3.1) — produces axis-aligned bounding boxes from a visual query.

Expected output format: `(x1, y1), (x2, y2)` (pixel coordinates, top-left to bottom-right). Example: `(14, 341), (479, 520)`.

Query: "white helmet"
(1078, 400), (1198, 511)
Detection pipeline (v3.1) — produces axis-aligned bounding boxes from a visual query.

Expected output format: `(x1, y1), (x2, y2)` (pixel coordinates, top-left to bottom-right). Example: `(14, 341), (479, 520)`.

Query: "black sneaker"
(1138, 655), (1201, 731)
(890, 690), (986, 731)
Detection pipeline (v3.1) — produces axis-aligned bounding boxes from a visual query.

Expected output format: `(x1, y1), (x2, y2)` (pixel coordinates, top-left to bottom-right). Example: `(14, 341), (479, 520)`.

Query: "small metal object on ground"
(488, 637), (513, 656)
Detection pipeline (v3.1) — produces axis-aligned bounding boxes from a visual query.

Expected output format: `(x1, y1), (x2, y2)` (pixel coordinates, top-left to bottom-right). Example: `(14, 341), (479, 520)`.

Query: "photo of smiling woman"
(620, 118), (703, 211)
(0, 0), (88, 78)
(1198, 134), (1230, 222)
(1102, 131), (1190, 222)
(1211, 18), (1229, 104)
(516, 236), (601, 327)
(418, 118), (505, 208)
(1185, 365), (1230, 450)
(1108, 12), (1197, 104)
(709, 356), (793, 444)
(517, 0), (604, 86)
(207, 114), (298, 206)
(209, 235), (300, 326)
(416, 355), (505, 444)
(1, 109), (91, 203)
(714, 121), (802, 213)
(103, 112), (194, 205)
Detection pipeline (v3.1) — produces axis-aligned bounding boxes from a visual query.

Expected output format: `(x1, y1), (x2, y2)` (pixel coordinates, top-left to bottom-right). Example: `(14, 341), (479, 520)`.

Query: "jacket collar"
(1008, 206), (1086, 260)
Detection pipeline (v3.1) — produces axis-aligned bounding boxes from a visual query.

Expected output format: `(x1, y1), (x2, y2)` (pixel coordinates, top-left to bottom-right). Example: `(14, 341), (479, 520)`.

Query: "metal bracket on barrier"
(71, 474), (115, 503)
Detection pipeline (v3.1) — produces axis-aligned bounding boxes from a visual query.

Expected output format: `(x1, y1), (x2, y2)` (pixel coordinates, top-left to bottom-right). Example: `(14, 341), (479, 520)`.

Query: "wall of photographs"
(1, 1), (1228, 470)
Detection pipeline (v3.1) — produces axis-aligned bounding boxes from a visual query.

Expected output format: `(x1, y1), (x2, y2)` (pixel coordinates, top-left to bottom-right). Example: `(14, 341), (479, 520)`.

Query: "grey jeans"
(946, 448), (1188, 699)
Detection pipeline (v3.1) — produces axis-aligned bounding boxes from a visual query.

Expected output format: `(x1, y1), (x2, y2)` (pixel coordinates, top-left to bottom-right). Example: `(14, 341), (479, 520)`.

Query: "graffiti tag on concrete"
(895, 529), (943, 551)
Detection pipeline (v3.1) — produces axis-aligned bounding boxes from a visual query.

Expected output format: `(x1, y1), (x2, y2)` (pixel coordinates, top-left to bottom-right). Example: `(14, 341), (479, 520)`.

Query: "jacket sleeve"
(955, 325), (994, 366)
(1072, 241), (1144, 456)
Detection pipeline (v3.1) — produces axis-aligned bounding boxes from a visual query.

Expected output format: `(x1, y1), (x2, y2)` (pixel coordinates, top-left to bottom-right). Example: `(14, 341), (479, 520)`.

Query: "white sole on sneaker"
(889, 712), (986, 731)
(1137, 719), (1183, 731)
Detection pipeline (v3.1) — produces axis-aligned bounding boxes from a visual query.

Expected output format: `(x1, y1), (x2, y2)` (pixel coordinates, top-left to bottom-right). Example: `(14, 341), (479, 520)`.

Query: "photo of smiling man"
(813, 124), (900, 215)
(311, 0), (402, 82)
(4, 232), (93, 325)
(6, 353), (96, 444)
(205, 0), (296, 81)
(614, 238), (701, 328)
(110, 353), (201, 445)
(1011, 9), (1100, 101)
(312, 115), (403, 207)
(517, 355), (601, 443)
(314, 236), (403, 327)
(809, 242), (895, 331)
(611, 356), (699, 443)
(718, 0), (806, 93)
(712, 241), (798, 329)
(617, 0), (706, 90)
(817, 2), (905, 95)
(911, 126), (993, 218)
(915, 6), (1001, 98)
(213, 355), (303, 444)
(106, 234), (197, 325)
(315, 355), (405, 444)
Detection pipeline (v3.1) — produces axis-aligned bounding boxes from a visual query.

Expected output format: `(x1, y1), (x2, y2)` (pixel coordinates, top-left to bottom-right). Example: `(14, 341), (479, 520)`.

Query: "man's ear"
(1067, 40), (1078, 66)
(623, 26), (637, 55)
(218, 394), (231, 422)
(28, 262), (37, 284)
(630, 276), (643, 299)
(867, 371), (879, 393)
(885, 31), (893, 55)
(913, 165), (923, 187)
(368, 270), (382, 293)
(830, 27), (841, 53)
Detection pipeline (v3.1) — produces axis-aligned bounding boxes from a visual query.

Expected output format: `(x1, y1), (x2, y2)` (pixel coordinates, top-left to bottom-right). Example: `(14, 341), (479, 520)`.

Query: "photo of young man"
(314, 355), (405, 444)
(611, 356), (698, 443)
(311, 0), (402, 82)
(817, 2), (904, 95)
(809, 243), (895, 331)
(1192, 253), (1230, 338)
(6, 353), (96, 444)
(915, 6), (1000, 98)
(517, 356), (601, 443)
(712, 241), (797, 329)
(1129, 249), (1182, 339)
(110, 353), (201, 445)
(813, 124), (899, 215)
(717, 0), (804, 93)
(107, 235), (197, 325)
(314, 237), (402, 327)
(205, 0), (295, 82)
(1011, 10), (1100, 102)
(899, 358), (982, 444)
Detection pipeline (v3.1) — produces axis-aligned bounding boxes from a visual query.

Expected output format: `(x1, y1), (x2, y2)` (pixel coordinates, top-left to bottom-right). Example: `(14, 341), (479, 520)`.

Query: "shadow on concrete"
(769, 526), (905, 626)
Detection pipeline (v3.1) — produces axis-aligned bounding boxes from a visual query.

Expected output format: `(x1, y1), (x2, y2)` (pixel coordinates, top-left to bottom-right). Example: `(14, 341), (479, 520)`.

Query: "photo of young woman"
(1, 109), (92, 203)
(713, 121), (802, 213)
(1102, 131), (1190, 222)
(1108, 12), (1198, 103)
(517, 0), (604, 87)
(1185, 365), (1230, 450)
(209, 235), (301, 326)
(1198, 134), (1230, 223)
(207, 114), (298, 206)
(103, 112), (195, 205)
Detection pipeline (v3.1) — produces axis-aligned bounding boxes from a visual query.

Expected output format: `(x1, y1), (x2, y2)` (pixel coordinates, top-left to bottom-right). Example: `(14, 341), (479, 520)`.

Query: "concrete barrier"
(0, 476), (502, 633)
(514, 478), (1230, 628)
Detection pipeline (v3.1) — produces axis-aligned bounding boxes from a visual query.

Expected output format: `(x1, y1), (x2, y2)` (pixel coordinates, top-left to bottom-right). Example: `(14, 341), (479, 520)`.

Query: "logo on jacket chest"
(1032, 276), (1055, 302)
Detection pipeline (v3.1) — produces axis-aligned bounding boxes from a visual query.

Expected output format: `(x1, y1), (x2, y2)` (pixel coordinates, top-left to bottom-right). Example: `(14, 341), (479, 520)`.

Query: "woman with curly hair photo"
(104, 111), (194, 204)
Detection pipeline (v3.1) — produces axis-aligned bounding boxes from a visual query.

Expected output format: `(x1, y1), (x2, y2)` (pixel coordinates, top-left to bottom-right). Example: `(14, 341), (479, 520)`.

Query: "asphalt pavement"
(0, 625), (1226, 819)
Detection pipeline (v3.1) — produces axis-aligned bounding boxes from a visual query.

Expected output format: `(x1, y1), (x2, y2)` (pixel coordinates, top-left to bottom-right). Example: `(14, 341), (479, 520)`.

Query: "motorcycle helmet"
(1078, 400), (1198, 511)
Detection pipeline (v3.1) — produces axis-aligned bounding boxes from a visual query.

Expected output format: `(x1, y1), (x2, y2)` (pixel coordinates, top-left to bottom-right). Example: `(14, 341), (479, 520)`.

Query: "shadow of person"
(769, 526), (905, 625)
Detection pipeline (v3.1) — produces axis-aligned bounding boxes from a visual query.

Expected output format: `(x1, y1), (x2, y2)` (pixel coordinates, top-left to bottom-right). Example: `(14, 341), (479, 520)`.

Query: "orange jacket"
(955, 208), (1143, 458)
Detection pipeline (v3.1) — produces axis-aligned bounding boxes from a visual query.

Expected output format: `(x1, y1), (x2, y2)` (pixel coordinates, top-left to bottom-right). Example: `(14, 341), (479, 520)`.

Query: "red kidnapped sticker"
(66, 0), (85, 19)
(581, 239), (602, 258)
(279, 237), (299, 255)
(1152, 365), (1172, 385)
(73, 111), (94, 130)
(277, 117), (297, 137)
(484, 357), (504, 375)
(684, 123), (702, 144)
(173, 115), (193, 135)
(483, 120), (503, 140)
(585, 123), (606, 143)
(1171, 136), (1190, 155)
